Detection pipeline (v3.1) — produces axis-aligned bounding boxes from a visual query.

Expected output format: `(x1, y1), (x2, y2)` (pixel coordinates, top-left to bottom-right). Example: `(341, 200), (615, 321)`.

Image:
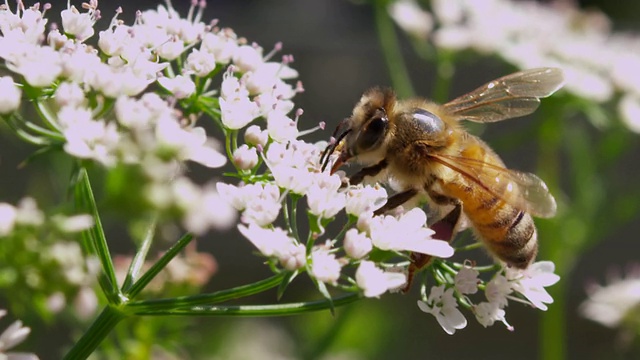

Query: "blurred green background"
(2, 0), (640, 359)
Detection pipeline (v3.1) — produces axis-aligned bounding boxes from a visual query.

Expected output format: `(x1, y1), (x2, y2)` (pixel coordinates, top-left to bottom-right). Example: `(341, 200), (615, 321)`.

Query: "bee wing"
(443, 68), (564, 123)
(430, 154), (557, 218)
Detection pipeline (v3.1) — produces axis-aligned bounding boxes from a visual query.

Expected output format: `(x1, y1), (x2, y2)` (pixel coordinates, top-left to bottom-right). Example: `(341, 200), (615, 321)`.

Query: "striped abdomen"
(438, 138), (538, 268)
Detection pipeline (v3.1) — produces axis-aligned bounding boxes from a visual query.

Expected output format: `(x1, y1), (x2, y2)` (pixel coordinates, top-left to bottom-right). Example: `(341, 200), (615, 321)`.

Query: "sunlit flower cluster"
(0, 1), (566, 351)
(388, 0), (640, 132)
(417, 261), (560, 334)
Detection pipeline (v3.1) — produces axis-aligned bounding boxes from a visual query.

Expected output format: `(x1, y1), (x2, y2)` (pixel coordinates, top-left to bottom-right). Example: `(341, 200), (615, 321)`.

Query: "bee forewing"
(430, 154), (557, 218)
(444, 67), (565, 123)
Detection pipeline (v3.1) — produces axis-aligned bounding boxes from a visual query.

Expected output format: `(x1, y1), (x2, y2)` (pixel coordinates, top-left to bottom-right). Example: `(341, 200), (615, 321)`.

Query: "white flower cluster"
(0, 1), (256, 234)
(418, 261), (560, 334)
(0, 197), (100, 321)
(0, 309), (38, 360)
(389, 0), (640, 132)
(580, 266), (640, 329)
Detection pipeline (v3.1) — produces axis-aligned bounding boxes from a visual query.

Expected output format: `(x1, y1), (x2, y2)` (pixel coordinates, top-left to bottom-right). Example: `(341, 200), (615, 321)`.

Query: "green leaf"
(74, 168), (120, 303)
(126, 232), (194, 299)
(315, 280), (335, 316)
(277, 270), (299, 300)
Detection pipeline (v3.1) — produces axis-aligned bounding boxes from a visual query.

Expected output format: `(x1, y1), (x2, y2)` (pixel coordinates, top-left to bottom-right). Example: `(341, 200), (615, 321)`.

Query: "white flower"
(356, 260), (406, 298)
(305, 173), (345, 219)
(345, 185), (388, 217)
(270, 165), (313, 195)
(364, 208), (454, 257)
(579, 271), (640, 328)
(14, 198), (44, 227)
(157, 37), (185, 61)
(507, 261), (560, 311)
(73, 286), (98, 320)
(267, 110), (298, 143)
(217, 182), (282, 226)
(201, 31), (238, 64)
(185, 48), (217, 77)
(157, 75), (196, 99)
(114, 96), (154, 129)
(238, 224), (304, 270)
(485, 274), (511, 309)
(5, 45), (62, 87)
(54, 82), (86, 108)
(418, 285), (467, 335)
(174, 181), (237, 234)
(455, 266), (480, 295)
(388, 0), (433, 40)
(0, 76), (21, 114)
(238, 224), (294, 258)
(0, 309), (38, 360)
(219, 95), (260, 130)
(474, 302), (513, 330)
(0, 204), (17, 236)
(61, 4), (96, 41)
(310, 248), (342, 285)
(233, 144), (259, 170)
(98, 25), (131, 57)
(233, 45), (264, 73)
(343, 229), (372, 259)
(53, 214), (94, 233)
(59, 107), (120, 167)
(619, 95), (640, 133)
(155, 117), (226, 168)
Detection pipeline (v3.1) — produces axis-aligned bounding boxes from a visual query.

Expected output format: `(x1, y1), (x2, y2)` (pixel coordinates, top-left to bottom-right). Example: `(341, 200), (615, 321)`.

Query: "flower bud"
(0, 77), (21, 114)
(233, 144), (258, 170)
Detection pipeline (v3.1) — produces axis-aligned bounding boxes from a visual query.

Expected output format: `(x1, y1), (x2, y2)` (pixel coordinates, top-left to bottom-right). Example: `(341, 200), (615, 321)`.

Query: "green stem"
(537, 105), (566, 360)
(431, 51), (455, 103)
(290, 195), (300, 241)
(454, 242), (483, 252)
(63, 305), (127, 360)
(373, 0), (414, 98)
(126, 272), (287, 312)
(131, 293), (361, 316)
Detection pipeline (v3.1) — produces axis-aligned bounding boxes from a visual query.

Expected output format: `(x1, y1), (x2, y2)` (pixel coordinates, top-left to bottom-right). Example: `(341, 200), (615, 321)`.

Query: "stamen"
(297, 121), (325, 138)
(195, 0), (206, 23)
(264, 42), (283, 61)
(187, 0), (197, 22)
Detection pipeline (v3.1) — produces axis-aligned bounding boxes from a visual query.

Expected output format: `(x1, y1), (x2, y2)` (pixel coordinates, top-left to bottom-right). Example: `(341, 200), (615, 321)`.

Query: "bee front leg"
(373, 188), (418, 216)
(348, 159), (388, 186)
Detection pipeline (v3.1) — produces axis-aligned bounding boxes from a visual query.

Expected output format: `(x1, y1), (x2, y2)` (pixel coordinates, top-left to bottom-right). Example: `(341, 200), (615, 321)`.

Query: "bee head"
(320, 88), (395, 173)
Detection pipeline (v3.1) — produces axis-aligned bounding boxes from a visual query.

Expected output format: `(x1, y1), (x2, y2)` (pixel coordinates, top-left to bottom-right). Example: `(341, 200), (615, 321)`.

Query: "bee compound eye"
(358, 114), (388, 151)
(412, 108), (444, 135)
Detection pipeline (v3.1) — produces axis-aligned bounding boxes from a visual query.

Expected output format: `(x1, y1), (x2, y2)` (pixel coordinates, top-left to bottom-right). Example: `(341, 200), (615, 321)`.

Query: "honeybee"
(320, 68), (564, 275)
